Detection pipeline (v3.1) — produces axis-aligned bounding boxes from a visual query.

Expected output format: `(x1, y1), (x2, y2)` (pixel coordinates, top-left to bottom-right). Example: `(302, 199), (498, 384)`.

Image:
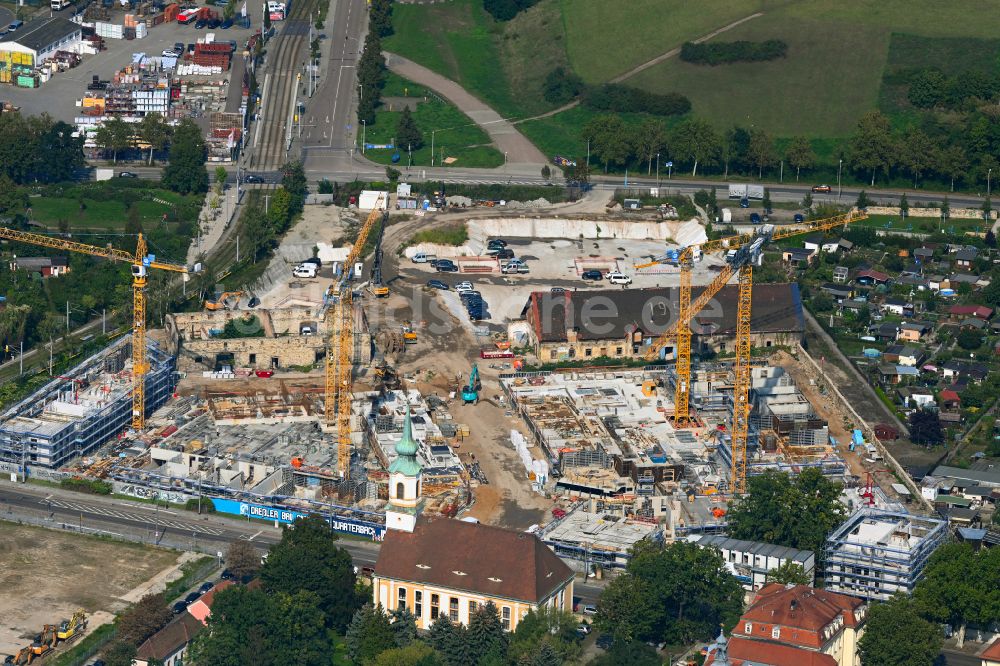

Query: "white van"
(292, 264), (317, 278)
(411, 252), (436, 263)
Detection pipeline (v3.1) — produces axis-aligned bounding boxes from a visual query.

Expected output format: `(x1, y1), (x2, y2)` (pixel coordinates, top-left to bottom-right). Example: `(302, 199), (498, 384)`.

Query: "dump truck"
(728, 183), (764, 200)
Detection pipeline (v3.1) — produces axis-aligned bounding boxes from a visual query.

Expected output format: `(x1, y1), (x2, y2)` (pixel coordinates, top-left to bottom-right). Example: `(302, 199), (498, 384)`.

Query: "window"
(616, 347), (623, 356)
(584, 348), (592, 357)
(395, 482), (405, 499)
(469, 600), (478, 616)
(398, 586), (407, 611)
(501, 606), (511, 631)
(415, 591), (422, 618)
(431, 594), (439, 619)
(549, 350), (557, 359)
(772, 627), (780, 639)
(449, 597), (459, 621)
(249, 353), (257, 364)
(744, 622), (752, 634)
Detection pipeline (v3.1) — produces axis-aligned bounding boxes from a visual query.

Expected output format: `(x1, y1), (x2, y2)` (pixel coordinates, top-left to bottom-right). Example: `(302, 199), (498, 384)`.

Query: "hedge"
(583, 84), (691, 117)
(680, 39), (788, 65)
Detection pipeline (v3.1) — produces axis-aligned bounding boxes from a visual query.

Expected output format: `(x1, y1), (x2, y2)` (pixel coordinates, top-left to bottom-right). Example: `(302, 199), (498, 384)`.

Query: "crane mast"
(0, 227), (192, 430)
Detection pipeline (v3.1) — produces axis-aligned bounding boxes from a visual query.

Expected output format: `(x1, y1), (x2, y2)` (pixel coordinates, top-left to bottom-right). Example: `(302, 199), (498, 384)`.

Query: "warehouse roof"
(693, 534), (813, 566)
(4, 17), (79, 52)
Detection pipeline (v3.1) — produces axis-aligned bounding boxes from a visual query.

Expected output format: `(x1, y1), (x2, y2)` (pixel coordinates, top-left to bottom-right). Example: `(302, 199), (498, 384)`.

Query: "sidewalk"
(187, 185), (246, 265)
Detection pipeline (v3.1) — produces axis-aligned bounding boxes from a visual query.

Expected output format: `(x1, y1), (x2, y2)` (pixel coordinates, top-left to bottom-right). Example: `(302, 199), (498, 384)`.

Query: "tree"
(0, 174), (27, 216)
(765, 561), (811, 586)
(986, 229), (997, 247)
(856, 190), (871, 210)
(908, 68), (947, 108)
(372, 643), (443, 666)
(785, 136), (815, 181)
(369, 0), (394, 37)
(587, 641), (661, 666)
(858, 595), (942, 666)
(747, 128), (776, 179)
(346, 603), (396, 664)
(723, 126), (751, 177)
(762, 188), (772, 213)
(260, 514), (361, 631)
(115, 592), (173, 645)
(802, 191), (813, 212)
(726, 468), (846, 560)
(95, 117), (133, 164)
(225, 539), (262, 580)
(215, 166), (228, 195)
(909, 408), (943, 446)
(162, 119), (208, 194)
(937, 144), (968, 192)
(468, 601), (508, 665)
(103, 640), (137, 666)
(390, 607), (418, 648)
(634, 118), (668, 176)
(35, 121), (84, 182)
(427, 615), (468, 666)
(509, 607), (580, 665)
(914, 543), (1000, 648)
(596, 541), (743, 645)
(564, 163), (590, 186)
(957, 328), (983, 350)
(137, 113), (170, 166)
(396, 106), (423, 150)
(850, 111), (896, 186)
(983, 196), (992, 222)
(581, 115), (630, 172)
(671, 119), (721, 176)
(899, 193), (909, 218)
(541, 164), (551, 181)
(543, 67), (584, 104)
(900, 129), (935, 187)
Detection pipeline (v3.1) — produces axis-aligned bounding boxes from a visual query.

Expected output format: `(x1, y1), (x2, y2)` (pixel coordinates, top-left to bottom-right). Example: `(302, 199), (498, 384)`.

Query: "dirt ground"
(0, 522), (182, 656)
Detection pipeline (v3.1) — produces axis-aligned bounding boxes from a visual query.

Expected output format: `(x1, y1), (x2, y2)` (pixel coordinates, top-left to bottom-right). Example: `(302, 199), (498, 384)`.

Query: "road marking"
(248, 530), (263, 541)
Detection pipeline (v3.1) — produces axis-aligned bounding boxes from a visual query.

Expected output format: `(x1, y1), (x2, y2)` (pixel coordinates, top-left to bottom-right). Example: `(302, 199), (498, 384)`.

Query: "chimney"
(790, 599), (798, 612)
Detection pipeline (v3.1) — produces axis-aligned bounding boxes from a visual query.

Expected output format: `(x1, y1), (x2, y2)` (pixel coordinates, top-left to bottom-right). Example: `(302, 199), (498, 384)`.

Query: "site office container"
(163, 3), (179, 20)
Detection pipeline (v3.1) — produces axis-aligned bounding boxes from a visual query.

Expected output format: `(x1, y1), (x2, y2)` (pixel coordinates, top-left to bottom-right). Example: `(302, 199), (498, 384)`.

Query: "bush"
(583, 84), (690, 116)
(680, 39), (788, 65)
(317, 179), (334, 194)
(60, 477), (113, 495)
(483, 0), (538, 21)
(185, 498), (216, 513)
(410, 224), (468, 246)
(543, 67), (585, 104)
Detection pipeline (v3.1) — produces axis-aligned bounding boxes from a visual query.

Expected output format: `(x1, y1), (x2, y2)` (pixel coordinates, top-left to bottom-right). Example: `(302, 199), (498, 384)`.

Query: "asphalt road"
(0, 481), (607, 603)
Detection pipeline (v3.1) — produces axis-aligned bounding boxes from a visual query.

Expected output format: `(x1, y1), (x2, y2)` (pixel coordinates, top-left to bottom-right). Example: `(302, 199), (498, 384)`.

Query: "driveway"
(384, 52), (547, 167)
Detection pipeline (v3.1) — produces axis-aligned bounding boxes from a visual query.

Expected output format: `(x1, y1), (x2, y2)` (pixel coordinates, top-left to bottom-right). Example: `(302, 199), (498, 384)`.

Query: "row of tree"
(0, 112), (84, 184)
(679, 39), (788, 66)
(239, 160), (306, 264)
(357, 3), (389, 124)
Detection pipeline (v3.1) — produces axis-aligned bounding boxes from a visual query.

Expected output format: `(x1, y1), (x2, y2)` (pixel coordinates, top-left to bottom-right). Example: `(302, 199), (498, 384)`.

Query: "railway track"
(252, 0), (316, 170)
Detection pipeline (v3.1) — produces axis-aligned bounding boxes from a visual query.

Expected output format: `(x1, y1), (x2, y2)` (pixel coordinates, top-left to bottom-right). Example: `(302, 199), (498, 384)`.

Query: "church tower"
(385, 404), (423, 532)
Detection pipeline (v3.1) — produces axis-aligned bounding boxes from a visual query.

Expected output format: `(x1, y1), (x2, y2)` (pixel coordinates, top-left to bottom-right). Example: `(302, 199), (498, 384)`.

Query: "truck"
(728, 183), (765, 200)
(95, 168), (114, 181)
(50, 0), (71, 10)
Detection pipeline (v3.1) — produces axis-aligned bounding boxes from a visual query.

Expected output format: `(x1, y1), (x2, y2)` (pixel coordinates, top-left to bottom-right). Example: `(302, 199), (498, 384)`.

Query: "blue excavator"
(461, 363), (480, 404)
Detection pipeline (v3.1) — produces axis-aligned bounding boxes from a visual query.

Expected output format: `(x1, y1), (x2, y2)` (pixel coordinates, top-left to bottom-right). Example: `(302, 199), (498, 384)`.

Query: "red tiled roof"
(374, 517), (573, 604)
(856, 269), (890, 282)
(737, 584), (865, 649)
(982, 636), (1000, 660)
(707, 636), (838, 666)
(135, 612), (204, 661)
(939, 390), (960, 403)
(187, 580), (234, 625)
(949, 304), (993, 319)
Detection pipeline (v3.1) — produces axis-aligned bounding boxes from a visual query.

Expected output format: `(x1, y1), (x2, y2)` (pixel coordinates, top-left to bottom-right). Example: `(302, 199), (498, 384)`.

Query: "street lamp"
(837, 159), (843, 199)
(504, 151), (508, 170)
(360, 119), (366, 154)
(655, 152), (660, 187)
(989, 168), (993, 198)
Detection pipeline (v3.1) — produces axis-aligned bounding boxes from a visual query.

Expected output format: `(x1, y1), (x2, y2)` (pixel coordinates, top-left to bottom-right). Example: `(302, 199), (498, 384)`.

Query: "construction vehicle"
(635, 211), (867, 493)
(461, 364), (480, 404)
(4, 647), (33, 665)
(324, 196), (386, 478)
(368, 210), (390, 297)
(401, 324), (417, 344)
(31, 625), (57, 658)
(56, 610), (87, 643)
(0, 230), (195, 430)
(204, 290), (244, 310)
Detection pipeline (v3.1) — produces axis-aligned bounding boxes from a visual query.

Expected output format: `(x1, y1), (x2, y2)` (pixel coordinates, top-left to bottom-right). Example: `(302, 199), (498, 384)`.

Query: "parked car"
(220, 17), (233, 28)
(172, 601), (189, 614)
(581, 269), (603, 281)
(460, 291), (482, 304)
(794, 213), (805, 223)
(426, 279), (449, 290)
(221, 569), (235, 580)
(551, 287), (566, 294)
(194, 18), (207, 28)
(174, 41), (185, 53)
(595, 634), (614, 650)
(435, 262), (458, 273)
(411, 252), (434, 263)
(750, 212), (762, 224)
(118, 171), (138, 178)
(811, 184), (832, 193)
(455, 281), (474, 293)
(292, 264), (317, 278)
(199, 581), (215, 594)
(244, 174), (264, 184)
(606, 272), (632, 286)
(739, 197), (750, 209)
(582, 605), (598, 616)
(207, 17), (221, 28)
(576, 623), (591, 636)
(487, 239), (507, 248)
(162, 48), (180, 58)
(184, 592), (201, 604)
(486, 247), (514, 259)
(302, 257), (322, 266)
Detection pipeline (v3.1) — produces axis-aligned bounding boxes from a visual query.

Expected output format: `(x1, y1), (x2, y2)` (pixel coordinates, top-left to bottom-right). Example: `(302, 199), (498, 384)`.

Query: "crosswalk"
(42, 498), (226, 536)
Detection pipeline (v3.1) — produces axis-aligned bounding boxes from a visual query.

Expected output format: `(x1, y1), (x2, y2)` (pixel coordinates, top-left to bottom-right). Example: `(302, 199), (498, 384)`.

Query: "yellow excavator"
(57, 611), (87, 644)
(204, 291), (245, 311)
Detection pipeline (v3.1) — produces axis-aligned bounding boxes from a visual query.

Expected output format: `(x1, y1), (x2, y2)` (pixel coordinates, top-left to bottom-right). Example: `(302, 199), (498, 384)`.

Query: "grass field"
(25, 187), (195, 230)
(518, 105), (657, 168)
(363, 74), (503, 168)
(855, 213), (988, 236)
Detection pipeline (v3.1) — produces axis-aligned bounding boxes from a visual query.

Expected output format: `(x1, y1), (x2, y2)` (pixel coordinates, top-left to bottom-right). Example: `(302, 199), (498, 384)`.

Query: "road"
(0, 481), (607, 603)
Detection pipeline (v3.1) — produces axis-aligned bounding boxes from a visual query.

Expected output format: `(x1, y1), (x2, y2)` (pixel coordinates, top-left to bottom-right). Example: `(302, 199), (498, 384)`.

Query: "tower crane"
(325, 197), (386, 479)
(635, 210), (868, 492)
(0, 228), (195, 430)
(368, 210), (390, 298)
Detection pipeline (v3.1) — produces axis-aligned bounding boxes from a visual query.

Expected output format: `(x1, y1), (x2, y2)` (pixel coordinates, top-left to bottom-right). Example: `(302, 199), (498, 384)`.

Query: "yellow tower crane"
(325, 199), (386, 478)
(635, 210), (868, 492)
(0, 228), (195, 430)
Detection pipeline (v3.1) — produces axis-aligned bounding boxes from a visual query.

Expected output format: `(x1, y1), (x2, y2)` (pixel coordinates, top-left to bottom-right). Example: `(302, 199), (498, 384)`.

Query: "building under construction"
(0, 336), (175, 468)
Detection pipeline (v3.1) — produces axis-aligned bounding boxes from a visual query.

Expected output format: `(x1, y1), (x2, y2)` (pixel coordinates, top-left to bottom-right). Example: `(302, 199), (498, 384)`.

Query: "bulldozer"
(204, 290), (244, 311)
(56, 610), (87, 643)
(4, 647), (34, 665)
(30, 625), (57, 658)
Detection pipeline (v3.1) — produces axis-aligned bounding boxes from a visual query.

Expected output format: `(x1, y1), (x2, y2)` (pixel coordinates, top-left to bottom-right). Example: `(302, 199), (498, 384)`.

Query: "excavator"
(204, 290), (245, 311)
(56, 611), (87, 644)
(3, 647), (34, 665)
(461, 363), (480, 404)
(30, 625), (57, 659)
